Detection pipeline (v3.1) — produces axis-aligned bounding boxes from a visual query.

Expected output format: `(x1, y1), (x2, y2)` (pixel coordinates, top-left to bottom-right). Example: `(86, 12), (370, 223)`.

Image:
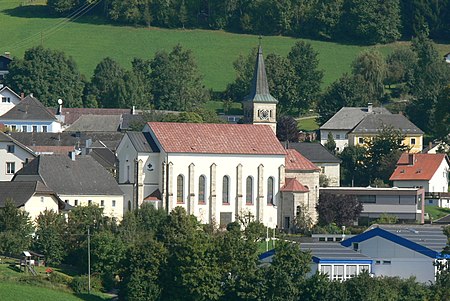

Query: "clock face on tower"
(258, 109), (270, 120)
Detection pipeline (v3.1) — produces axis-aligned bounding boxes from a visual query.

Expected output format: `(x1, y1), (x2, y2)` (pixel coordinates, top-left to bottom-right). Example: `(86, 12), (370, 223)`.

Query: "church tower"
(242, 44), (278, 133)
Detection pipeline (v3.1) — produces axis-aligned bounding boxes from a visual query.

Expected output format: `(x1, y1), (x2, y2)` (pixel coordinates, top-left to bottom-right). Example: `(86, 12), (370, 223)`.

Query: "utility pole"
(87, 227), (91, 294)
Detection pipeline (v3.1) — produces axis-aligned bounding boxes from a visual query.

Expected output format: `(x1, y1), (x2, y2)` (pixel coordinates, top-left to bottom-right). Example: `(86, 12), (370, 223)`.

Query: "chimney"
(4, 52), (10, 58)
(408, 153), (415, 165)
(367, 103), (373, 113)
(20, 92), (24, 100)
(69, 151), (76, 161)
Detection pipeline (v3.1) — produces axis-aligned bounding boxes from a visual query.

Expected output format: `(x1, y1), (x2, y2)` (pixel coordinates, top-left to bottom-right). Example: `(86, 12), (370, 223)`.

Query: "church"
(116, 45), (319, 230)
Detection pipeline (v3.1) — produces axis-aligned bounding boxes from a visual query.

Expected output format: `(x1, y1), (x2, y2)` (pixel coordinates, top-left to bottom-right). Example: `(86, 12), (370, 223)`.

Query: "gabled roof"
(147, 122), (286, 155)
(0, 85), (20, 99)
(280, 178), (309, 192)
(0, 131), (36, 156)
(144, 189), (162, 201)
(341, 224), (449, 259)
(13, 154), (123, 196)
(351, 114), (423, 135)
(243, 46), (278, 104)
(320, 107), (391, 130)
(65, 115), (121, 132)
(287, 142), (341, 163)
(127, 131), (160, 153)
(0, 181), (59, 208)
(53, 108), (131, 125)
(285, 149), (320, 171)
(0, 95), (56, 121)
(89, 147), (117, 170)
(389, 153), (448, 181)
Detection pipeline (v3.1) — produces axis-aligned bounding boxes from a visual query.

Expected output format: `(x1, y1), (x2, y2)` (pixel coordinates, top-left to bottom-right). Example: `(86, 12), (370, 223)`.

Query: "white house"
(0, 85), (21, 116)
(341, 224), (450, 283)
(0, 94), (62, 133)
(444, 52), (450, 64)
(117, 123), (286, 228)
(13, 154), (125, 220)
(0, 181), (65, 222)
(259, 243), (373, 281)
(390, 153), (450, 193)
(0, 131), (36, 181)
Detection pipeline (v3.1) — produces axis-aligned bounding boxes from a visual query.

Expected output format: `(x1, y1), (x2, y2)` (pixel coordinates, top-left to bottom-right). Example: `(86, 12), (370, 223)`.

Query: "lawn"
(2, 1), (448, 92)
(425, 206), (450, 221)
(298, 116), (319, 132)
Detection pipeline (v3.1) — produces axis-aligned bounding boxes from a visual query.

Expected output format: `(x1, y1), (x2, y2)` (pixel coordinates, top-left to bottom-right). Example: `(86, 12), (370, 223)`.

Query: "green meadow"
(4, 1), (449, 92)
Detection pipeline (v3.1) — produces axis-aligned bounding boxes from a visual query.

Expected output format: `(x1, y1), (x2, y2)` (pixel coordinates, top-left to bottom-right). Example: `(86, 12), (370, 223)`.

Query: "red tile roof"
(281, 178), (310, 192)
(285, 149), (320, 171)
(390, 153), (448, 181)
(147, 122), (286, 155)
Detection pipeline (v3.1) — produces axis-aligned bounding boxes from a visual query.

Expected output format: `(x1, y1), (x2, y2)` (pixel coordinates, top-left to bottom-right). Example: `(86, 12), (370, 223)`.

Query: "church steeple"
(243, 43), (278, 133)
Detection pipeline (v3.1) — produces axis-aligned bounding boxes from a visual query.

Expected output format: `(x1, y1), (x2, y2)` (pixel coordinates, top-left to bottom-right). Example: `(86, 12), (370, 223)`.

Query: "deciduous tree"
(33, 209), (66, 265)
(316, 194), (363, 226)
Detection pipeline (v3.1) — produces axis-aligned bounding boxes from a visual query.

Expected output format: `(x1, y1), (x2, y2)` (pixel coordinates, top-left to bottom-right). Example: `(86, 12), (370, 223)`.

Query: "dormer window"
(7, 145), (14, 153)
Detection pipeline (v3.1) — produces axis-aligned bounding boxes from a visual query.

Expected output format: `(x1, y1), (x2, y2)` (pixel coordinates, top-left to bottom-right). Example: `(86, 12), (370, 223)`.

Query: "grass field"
(425, 206), (450, 221)
(2, 1), (448, 92)
(298, 117), (319, 132)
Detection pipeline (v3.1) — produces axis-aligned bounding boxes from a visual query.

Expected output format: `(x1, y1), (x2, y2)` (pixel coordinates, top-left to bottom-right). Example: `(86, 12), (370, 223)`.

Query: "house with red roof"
(390, 153), (449, 194)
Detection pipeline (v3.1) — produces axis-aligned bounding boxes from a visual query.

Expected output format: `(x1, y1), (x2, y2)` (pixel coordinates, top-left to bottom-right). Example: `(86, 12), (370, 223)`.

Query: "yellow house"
(348, 114), (424, 153)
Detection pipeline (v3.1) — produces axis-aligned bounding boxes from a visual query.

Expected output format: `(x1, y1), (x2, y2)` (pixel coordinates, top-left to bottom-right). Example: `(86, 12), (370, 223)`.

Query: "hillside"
(4, 1), (449, 92)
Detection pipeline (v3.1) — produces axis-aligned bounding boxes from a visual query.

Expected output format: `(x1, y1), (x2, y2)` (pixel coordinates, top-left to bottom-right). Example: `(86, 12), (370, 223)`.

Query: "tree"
(33, 210), (66, 266)
(0, 199), (33, 257)
(119, 236), (167, 301)
(287, 41), (323, 114)
(5, 46), (84, 107)
(309, 0), (344, 40)
(316, 194), (363, 226)
(150, 44), (209, 111)
(318, 73), (370, 124)
(342, 0), (401, 44)
(434, 85), (450, 139)
(339, 145), (367, 186)
(47, 0), (84, 14)
(276, 115), (299, 143)
(294, 202), (314, 234)
(384, 47), (417, 88)
(324, 132), (336, 154)
(264, 241), (311, 301)
(351, 50), (386, 100)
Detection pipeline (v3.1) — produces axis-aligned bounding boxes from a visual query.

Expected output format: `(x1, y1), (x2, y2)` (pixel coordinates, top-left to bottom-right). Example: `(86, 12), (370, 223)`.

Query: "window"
(359, 265), (369, 273)
(177, 175), (184, 203)
(375, 260), (381, 265)
(11, 125), (16, 131)
(320, 166), (325, 173)
(65, 200), (69, 203)
(267, 177), (274, 205)
(320, 265), (332, 278)
(346, 265), (357, 278)
(74, 200), (78, 206)
(358, 137), (364, 144)
(383, 260), (391, 265)
(352, 242), (359, 251)
(32, 125), (38, 132)
(411, 138), (416, 145)
(246, 176), (253, 204)
(333, 265), (344, 281)
(42, 125), (47, 133)
(112, 200), (116, 207)
(198, 175), (206, 204)
(6, 162), (15, 174)
(88, 200), (92, 205)
(128, 201), (131, 211)
(284, 216), (290, 229)
(101, 200), (104, 207)
(336, 134), (341, 139)
(7, 145), (14, 153)
(22, 126), (27, 132)
(2, 97), (10, 103)
(222, 176), (230, 204)
(40, 197), (44, 203)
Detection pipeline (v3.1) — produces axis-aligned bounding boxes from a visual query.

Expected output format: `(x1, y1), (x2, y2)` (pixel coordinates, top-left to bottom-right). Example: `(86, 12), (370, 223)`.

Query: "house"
(117, 123), (286, 228)
(422, 141), (449, 154)
(0, 131), (36, 181)
(13, 154), (125, 219)
(320, 186), (425, 224)
(341, 224), (450, 283)
(52, 107), (131, 127)
(64, 115), (122, 132)
(390, 153), (449, 193)
(287, 142), (341, 186)
(0, 181), (65, 222)
(0, 85), (21, 116)
(279, 149), (320, 229)
(259, 243), (373, 281)
(0, 52), (12, 82)
(0, 94), (62, 133)
(320, 104), (390, 152)
(348, 114), (424, 153)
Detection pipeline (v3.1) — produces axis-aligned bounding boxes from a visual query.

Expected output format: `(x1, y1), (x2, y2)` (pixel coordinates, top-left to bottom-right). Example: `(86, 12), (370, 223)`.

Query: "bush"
(70, 275), (102, 293)
(49, 271), (72, 286)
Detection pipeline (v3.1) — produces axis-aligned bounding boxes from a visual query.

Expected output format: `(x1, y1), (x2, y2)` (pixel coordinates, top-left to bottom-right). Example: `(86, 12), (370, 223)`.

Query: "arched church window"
(246, 176), (253, 204)
(177, 175), (184, 203)
(222, 176), (230, 204)
(267, 177), (274, 205)
(199, 175), (206, 204)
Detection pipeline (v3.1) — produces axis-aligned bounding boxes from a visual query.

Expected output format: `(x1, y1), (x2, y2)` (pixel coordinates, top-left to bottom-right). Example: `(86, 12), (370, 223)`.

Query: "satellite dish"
(57, 99), (63, 105)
